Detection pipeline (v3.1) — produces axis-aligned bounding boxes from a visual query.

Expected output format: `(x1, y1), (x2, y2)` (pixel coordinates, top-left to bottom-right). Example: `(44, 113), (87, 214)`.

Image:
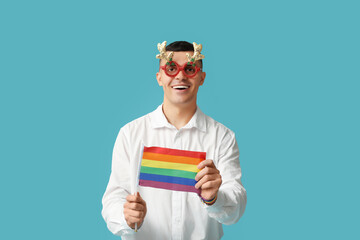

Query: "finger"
(137, 193), (147, 206)
(200, 179), (222, 190)
(195, 166), (219, 181)
(124, 208), (144, 222)
(127, 215), (143, 225)
(126, 193), (145, 203)
(197, 159), (215, 170)
(126, 194), (137, 202)
(124, 202), (145, 211)
(125, 208), (145, 219)
(195, 174), (217, 189)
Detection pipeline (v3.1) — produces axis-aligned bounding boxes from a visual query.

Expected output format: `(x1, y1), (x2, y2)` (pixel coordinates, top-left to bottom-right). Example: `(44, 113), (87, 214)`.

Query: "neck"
(162, 100), (197, 130)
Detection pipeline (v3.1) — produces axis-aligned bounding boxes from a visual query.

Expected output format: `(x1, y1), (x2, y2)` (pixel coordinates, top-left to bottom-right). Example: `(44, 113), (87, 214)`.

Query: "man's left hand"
(195, 159), (222, 201)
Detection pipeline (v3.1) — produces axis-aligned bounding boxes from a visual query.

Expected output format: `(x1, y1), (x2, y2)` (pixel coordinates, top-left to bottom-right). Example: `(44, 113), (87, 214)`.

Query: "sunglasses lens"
(165, 65), (178, 76)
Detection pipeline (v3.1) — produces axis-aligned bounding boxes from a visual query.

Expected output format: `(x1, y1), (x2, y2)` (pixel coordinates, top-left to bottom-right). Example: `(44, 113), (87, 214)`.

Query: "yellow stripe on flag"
(141, 159), (199, 173)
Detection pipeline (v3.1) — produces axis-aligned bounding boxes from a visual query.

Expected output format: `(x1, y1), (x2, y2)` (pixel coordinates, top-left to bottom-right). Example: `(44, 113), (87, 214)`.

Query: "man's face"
(156, 51), (206, 107)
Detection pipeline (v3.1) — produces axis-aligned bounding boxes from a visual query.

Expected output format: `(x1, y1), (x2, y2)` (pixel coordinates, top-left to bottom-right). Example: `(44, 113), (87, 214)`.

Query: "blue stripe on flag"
(139, 172), (197, 186)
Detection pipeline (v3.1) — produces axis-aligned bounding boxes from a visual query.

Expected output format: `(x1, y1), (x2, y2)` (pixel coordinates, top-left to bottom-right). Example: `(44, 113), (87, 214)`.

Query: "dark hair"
(166, 41), (195, 52)
(159, 41), (203, 68)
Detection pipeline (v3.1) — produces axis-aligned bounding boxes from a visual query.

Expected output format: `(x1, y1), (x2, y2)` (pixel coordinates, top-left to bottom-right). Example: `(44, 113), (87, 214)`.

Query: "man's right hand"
(124, 192), (147, 230)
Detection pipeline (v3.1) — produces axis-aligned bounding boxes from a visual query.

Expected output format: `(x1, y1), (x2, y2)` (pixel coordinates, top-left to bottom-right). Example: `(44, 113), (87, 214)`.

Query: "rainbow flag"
(139, 146), (206, 194)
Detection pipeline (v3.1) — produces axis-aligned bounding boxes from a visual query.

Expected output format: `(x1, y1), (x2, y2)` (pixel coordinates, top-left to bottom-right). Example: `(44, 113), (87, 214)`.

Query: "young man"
(102, 41), (247, 240)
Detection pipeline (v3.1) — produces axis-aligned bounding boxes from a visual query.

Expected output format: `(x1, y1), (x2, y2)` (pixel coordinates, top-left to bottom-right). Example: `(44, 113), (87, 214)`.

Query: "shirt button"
(175, 217), (180, 223)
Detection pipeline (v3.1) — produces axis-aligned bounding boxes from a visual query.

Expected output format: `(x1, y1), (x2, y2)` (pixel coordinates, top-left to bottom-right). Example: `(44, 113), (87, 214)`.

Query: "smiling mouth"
(172, 86), (190, 90)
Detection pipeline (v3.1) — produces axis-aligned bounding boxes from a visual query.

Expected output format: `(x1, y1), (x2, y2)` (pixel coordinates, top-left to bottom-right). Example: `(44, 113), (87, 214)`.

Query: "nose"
(175, 69), (188, 80)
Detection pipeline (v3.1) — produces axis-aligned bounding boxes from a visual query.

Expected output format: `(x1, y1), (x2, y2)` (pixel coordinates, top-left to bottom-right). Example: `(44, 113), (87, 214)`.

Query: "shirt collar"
(149, 104), (207, 132)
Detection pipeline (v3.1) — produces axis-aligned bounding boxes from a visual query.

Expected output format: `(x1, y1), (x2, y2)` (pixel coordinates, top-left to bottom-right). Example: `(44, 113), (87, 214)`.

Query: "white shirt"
(102, 104), (247, 240)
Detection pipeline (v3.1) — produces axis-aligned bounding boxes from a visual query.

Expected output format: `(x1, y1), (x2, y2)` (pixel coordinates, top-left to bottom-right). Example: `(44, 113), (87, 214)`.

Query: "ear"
(200, 71), (206, 86)
(156, 71), (163, 86)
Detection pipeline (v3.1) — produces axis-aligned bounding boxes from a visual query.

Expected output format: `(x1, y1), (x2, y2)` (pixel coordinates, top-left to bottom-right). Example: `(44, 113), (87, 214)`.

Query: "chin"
(171, 98), (195, 106)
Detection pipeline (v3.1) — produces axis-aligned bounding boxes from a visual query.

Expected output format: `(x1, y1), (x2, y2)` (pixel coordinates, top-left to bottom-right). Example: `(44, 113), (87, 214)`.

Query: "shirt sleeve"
(101, 126), (135, 236)
(203, 130), (247, 225)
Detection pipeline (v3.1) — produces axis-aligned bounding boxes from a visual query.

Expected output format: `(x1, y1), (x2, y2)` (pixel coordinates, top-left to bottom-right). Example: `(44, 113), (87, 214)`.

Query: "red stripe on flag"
(144, 146), (206, 159)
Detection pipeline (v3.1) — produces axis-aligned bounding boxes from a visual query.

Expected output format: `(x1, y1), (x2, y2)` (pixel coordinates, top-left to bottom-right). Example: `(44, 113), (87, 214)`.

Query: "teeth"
(173, 86), (189, 89)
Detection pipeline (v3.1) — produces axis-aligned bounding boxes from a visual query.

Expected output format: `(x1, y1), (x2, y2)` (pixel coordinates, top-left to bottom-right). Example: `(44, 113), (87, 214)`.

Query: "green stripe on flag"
(140, 166), (197, 180)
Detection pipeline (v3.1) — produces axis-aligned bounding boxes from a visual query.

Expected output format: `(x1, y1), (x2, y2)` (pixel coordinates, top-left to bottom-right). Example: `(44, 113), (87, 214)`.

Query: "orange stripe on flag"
(142, 152), (202, 165)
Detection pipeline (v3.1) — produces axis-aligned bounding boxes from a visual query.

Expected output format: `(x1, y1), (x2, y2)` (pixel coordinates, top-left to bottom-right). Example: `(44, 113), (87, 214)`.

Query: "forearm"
(102, 178), (134, 236)
(102, 126), (136, 236)
(204, 130), (247, 224)
(203, 181), (247, 225)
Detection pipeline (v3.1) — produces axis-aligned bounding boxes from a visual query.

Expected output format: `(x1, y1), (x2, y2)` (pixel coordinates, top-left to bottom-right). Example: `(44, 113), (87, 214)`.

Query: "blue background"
(1, 0), (359, 239)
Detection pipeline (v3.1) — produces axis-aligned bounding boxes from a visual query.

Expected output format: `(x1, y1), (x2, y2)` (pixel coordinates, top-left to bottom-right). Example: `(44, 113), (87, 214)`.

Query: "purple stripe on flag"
(139, 179), (200, 194)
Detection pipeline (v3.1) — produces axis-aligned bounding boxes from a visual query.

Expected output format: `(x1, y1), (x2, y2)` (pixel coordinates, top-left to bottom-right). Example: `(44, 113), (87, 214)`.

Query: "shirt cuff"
(107, 215), (135, 236)
(201, 190), (225, 213)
